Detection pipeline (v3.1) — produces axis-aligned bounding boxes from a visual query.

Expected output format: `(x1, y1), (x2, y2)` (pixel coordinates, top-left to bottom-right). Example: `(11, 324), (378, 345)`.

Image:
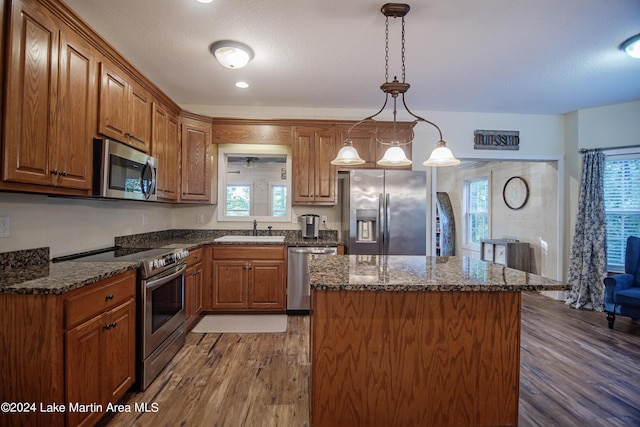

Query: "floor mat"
(191, 314), (288, 333)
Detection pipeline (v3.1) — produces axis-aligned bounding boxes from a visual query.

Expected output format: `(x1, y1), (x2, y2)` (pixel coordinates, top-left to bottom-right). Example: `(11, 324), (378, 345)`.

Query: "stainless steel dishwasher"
(287, 246), (338, 313)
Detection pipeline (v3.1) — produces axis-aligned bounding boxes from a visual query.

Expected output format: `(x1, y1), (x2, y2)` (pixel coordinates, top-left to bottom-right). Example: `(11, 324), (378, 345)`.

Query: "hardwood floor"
(100, 292), (640, 427)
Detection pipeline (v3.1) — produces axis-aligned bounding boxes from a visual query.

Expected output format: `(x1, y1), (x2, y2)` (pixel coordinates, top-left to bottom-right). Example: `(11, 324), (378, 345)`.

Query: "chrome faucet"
(253, 220), (258, 236)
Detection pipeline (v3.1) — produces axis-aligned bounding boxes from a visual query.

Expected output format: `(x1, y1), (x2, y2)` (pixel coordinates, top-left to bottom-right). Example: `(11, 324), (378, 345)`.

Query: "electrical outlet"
(0, 216), (10, 238)
(196, 213), (204, 224)
(142, 213), (148, 226)
(321, 215), (328, 224)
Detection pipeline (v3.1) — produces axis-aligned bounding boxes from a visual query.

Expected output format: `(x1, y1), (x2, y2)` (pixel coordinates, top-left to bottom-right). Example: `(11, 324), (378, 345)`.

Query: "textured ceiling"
(63, 0), (640, 115)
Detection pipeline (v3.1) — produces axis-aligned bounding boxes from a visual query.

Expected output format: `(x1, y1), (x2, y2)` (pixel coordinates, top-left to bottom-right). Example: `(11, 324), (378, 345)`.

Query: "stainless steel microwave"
(93, 138), (158, 201)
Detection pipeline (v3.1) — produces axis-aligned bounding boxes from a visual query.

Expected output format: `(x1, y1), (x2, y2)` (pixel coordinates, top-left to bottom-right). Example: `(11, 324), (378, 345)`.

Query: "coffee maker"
(301, 214), (320, 239)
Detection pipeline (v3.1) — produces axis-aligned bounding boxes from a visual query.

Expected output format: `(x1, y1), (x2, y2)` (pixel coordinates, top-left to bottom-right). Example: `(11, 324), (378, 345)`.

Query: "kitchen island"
(308, 255), (569, 427)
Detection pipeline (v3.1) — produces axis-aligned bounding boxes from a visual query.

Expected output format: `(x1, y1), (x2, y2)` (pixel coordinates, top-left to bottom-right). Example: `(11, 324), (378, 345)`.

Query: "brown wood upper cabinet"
(180, 113), (212, 203)
(292, 125), (338, 205)
(2, 0), (96, 194)
(152, 102), (179, 201)
(98, 61), (152, 153)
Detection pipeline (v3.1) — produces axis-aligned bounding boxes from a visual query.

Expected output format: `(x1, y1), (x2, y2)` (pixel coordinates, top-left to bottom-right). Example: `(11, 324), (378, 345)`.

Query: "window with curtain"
(604, 156), (640, 271)
(464, 177), (489, 245)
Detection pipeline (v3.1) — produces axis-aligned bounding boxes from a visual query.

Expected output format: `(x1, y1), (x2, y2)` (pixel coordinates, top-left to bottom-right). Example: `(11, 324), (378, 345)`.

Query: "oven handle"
(145, 264), (186, 291)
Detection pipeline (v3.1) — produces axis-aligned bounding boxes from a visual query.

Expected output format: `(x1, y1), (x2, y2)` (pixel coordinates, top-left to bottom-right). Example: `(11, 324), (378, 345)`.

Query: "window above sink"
(217, 144), (292, 223)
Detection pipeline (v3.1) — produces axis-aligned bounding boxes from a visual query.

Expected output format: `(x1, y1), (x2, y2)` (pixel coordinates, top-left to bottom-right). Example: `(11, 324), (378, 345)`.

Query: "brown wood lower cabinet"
(185, 247), (205, 330)
(0, 270), (136, 427)
(311, 289), (521, 427)
(210, 245), (286, 312)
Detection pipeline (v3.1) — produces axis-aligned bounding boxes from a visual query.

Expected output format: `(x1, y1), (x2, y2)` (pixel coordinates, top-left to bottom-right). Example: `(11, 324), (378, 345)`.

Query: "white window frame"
(603, 150), (640, 272)
(463, 176), (490, 249)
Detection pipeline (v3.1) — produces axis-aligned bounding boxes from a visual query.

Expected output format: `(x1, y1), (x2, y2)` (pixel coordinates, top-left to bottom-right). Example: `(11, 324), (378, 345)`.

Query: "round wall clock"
(503, 176), (529, 210)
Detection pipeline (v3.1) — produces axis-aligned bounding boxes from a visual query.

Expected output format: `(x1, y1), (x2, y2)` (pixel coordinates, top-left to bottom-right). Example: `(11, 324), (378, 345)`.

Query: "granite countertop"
(1, 232), (342, 295)
(0, 261), (138, 295)
(309, 255), (569, 292)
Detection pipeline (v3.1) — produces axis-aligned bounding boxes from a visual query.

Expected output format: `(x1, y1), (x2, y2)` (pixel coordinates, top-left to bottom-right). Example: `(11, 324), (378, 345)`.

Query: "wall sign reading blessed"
(474, 130), (520, 150)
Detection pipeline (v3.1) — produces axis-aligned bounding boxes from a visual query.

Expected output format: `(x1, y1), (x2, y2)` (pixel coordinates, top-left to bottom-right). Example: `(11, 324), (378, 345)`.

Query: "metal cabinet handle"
(51, 169), (58, 175)
(105, 294), (114, 301)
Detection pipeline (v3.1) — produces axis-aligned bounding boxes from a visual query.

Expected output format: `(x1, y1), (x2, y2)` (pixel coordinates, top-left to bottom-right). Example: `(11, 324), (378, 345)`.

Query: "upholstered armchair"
(603, 236), (640, 329)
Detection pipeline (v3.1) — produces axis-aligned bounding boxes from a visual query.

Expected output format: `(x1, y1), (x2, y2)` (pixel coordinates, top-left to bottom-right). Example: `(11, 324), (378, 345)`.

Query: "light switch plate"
(0, 216), (10, 238)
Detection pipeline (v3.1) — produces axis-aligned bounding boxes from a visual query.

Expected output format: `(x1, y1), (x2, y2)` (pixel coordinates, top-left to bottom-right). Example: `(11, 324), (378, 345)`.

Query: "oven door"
(142, 264), (186, 359)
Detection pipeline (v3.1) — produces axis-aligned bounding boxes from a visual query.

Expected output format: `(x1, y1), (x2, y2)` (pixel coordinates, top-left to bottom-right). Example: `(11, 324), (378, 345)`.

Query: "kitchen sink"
(214, 235), (286, 243)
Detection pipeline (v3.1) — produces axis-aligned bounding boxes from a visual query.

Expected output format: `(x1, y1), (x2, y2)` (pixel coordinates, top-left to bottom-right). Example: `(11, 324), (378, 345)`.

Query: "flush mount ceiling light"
(209, 40), (255, 69)
(331, 3), (459, 167)
(620, 33), (640, 59)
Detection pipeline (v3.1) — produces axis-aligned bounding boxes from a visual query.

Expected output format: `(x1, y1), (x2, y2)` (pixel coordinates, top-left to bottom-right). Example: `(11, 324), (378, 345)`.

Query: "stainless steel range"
(53, 246), (189, 390)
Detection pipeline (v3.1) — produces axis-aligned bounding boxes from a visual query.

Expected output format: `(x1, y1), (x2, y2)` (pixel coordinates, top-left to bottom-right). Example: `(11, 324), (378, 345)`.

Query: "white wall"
(437, 161), (560, 280)
(0, 193), (173, 257)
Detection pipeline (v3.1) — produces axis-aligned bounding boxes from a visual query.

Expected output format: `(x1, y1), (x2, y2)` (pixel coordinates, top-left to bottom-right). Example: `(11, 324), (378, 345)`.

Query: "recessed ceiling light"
(235, 81), (249, 89)
(196, 0), (213, 3)
(209, 40), (255, 69)
(620, 33), (640, 59)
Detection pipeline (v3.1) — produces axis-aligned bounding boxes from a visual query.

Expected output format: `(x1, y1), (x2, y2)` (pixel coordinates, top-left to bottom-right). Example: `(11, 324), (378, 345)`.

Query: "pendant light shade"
(330, 3), (459, 168)
(377, 145), (412, 167)
(423, 141), (461, 167)
(331, 143), (366, 165)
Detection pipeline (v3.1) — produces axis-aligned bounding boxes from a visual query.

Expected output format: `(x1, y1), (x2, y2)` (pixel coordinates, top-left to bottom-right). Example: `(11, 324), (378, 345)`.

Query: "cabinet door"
(482, 243), (494, 262)
(314, 130), (337, 203)
(98, 62), (128, 142)
(102, 299), (136, 403)
(127, 81), (152, 152)
(185, 263), (196, 323)
(494, 244), (507, 265)
(3, 1), (59, 186)
(152, 103), (169, 197)
(212, 261), (248, 309)
(65, 315), (103, 427)
(292, 126), (337, 205)
(248, 260), (286, 310)
(292, 128), (316, 203)
(165, 114), (180, 200)
(180, 117), (211, 202)
(194, 263), (203, 315)
(55, 25), (95, 190)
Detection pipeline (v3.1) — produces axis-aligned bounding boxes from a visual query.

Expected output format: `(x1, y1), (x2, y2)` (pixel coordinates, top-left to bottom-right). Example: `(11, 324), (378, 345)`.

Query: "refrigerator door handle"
(385, 193), (391, 255)
(379, 193), (385, 254)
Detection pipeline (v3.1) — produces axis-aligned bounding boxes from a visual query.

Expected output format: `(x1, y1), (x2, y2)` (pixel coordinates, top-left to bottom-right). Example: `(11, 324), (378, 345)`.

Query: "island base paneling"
(311, 289), (521, 427)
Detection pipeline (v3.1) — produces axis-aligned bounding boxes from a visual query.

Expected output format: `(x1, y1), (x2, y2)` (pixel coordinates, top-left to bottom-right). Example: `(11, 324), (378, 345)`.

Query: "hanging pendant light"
(331, 142), (366, 165)
(331, 3), (459, 167)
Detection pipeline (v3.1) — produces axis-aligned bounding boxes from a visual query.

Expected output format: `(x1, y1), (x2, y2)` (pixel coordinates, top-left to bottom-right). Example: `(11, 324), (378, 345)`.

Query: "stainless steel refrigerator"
(340, 169), (427, 255)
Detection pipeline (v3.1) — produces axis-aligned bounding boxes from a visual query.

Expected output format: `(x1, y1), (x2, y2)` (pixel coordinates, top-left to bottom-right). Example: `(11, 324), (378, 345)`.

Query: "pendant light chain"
(331, 3), (460, 167)
(384, 15), (390, 83)
(401, 16), (406, 83)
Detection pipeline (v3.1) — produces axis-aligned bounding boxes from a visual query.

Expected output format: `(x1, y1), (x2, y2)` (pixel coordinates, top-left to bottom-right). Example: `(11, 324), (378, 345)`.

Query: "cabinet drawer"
(187, 247), (203, 265)
(213, 245), (285, 260)
(494, 245), (506, 265)
(65, 270), (136, 329)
